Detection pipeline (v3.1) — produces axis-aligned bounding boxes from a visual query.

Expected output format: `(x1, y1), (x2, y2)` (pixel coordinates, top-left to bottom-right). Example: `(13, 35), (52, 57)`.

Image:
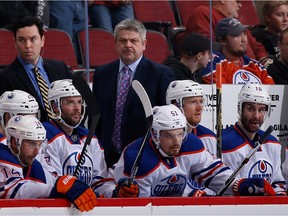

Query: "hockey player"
(166, 80), (217, 196)
(222, 83), (286, 195)
(0, 115), (97, 212)
(166, 80), (217, 155)
(0, 90), (40, 145)
(111, 104), (276, 197)
(43, 79), (130, 198)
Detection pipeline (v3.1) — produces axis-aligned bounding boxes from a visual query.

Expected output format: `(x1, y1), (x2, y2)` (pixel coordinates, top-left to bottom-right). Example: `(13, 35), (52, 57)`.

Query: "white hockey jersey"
(0, 143), (56, 198)
(111, 133), (236, 197)
(191, 124), (217, 156)
(281, 146), (288, 185)
(222, 123), (286, 194)
(42, 120), (116, 197)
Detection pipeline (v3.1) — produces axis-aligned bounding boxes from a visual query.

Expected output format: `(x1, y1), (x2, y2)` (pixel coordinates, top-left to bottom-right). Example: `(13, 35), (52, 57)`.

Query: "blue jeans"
(49, 1), (85, 63)
(88, 4), (134, 33)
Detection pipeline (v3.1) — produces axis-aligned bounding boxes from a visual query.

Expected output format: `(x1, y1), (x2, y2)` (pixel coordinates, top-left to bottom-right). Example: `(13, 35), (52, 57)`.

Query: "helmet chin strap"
(9, 139), (29, 167)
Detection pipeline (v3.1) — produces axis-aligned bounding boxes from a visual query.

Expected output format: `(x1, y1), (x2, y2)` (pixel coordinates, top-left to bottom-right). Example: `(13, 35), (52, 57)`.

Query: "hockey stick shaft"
(72, 76), (100, 178)
(129, 80), (153, 183)
(217, 125), (274, 196)
(216, 62), (222, 159)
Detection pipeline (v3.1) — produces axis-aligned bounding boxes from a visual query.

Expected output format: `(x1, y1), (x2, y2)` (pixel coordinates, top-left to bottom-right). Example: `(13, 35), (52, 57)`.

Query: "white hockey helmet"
(166, 80), (204, 108)
(0, 90), (39, 127)
(48, 79), (86, 128)
(6, 115), (46, 149)
(238, 83), (271, 117)
(151, 105), (187, 156)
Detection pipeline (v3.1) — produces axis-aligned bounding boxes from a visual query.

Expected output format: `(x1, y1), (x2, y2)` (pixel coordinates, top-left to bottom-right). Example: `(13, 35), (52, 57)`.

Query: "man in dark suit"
(93, 19), (175, 167)
(0, 16), (72, 122)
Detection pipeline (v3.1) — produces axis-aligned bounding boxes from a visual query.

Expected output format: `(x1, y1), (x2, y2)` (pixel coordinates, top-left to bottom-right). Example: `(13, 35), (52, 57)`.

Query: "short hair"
(13, 16), (44, 38)
(114, 19), (146, 41)
(263, 1), (288, 25)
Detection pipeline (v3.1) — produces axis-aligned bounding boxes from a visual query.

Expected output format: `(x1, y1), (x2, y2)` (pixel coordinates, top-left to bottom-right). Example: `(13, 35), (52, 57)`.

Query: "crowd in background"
(0, 0), (288, 211)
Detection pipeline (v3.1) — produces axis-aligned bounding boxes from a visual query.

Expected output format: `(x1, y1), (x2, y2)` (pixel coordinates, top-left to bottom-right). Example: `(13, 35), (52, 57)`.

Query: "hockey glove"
(233, 178), (276, 196)
(55, 175), (98, 212)
(113, 178), (139, 198)
(189, 189), (207, 197)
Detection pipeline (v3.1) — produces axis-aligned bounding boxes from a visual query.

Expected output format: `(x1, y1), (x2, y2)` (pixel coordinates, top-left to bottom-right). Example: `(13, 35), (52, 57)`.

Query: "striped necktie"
(33, 66), (53, 119)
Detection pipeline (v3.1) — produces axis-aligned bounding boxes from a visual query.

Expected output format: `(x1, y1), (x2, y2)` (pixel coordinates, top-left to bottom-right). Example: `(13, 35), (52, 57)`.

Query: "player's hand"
(233, 178), (276, 196)
(115, 178), (139, 198)
(55, 175), (98, 212)
(189, 189), (207, 197)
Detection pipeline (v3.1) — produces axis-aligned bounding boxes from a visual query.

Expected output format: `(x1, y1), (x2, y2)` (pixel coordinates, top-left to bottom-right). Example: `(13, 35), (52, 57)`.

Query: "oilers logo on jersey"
(151, 174), (186, 197)
(248, 159), (273, 183)
(232, 69), (262, 84)
(63, 151), (93, 185)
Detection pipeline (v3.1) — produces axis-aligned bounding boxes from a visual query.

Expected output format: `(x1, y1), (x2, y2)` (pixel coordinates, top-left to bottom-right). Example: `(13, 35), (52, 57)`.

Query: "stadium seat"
(78, 28), (118, 69)
(0, 29), (17, 69)
(174, 1), (208, 27)
(145, 30), (172, 63)
(170, 26), (186, 58)
(43, 28), (82, 73)
(238, 0), (260, 26)
(133, 1), (177, 37)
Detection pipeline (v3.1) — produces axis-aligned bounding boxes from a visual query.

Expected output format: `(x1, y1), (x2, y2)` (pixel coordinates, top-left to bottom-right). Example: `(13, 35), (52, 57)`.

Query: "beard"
(61, 114), (81, 127)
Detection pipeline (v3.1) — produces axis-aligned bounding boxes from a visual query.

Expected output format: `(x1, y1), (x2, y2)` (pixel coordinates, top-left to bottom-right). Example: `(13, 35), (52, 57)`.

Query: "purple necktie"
(113, 65), (131, 152)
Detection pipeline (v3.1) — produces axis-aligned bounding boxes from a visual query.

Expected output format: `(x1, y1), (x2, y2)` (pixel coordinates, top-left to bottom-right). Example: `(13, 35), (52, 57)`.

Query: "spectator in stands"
(266, 28), (288, 84)
(0, 1), (50, 29)
(49, 0), (84, 63)
(162, 33), (211, 83)
(222, 83), (286, 195)
(88, 1), (134, 33)
(0, 16), (72, 122)
(93, 19), (175, 167)
(186, 0), (268, 62)
(202, 18), (274, 84)
(0, 115), (97, 212)
(251, 1), (288, 56)
(110, 104), (276, 197)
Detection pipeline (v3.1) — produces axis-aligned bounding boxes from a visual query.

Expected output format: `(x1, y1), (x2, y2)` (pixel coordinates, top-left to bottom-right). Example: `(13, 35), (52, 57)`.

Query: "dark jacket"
(162, 56), (202, 83)
(0, 58), (72, 122)
(93, 56), (175, 167)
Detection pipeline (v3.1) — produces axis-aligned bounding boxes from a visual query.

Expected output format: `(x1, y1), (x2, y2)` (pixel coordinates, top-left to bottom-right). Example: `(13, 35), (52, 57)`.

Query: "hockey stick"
(72, 76), (100, 178)
(216, 125), (274, 196)
(129, 80), (153, 183)
(216, 62), (223, 159)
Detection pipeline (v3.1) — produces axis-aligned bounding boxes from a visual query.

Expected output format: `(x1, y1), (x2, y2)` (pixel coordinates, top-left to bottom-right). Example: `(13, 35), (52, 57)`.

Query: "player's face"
(225, 32), (247, 57)
(19, 139), (43, 165)
(279, 32), (288, 65)
(159, 128), (184, 156)
(182, 96), (204, 126)
(115, 30), (147, 65)
(60, 96), (83, 127)
(265, 4), (288, 33)
(240, 103), (267, 133)
(14, 25), (44, 65)
(224, 0), (242, 18)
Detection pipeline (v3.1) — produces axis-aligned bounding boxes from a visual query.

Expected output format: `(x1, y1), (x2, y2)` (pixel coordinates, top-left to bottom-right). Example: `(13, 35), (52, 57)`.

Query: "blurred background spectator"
(251, 1), (288, 56)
